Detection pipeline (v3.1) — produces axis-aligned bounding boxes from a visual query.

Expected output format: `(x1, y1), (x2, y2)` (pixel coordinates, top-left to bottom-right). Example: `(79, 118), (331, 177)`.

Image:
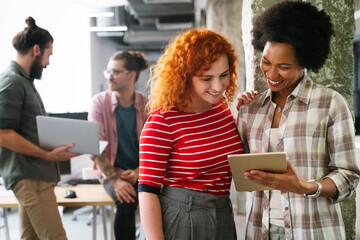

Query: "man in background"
(0, 17), (78, 240)
(88, 51), (148, 240)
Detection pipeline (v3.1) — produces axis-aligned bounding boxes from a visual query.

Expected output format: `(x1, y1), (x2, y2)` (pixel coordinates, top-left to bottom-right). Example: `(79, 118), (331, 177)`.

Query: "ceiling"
(83, 0), (207, 49)
(71, 0), (128, 9)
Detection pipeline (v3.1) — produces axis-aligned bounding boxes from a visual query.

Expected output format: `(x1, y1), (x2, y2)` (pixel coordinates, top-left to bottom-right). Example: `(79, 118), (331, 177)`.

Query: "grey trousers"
(157, 186), (237, 240)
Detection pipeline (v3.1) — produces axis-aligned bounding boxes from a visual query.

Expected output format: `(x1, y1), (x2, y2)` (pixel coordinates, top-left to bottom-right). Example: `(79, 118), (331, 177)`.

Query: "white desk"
(0, 184), (115, 240)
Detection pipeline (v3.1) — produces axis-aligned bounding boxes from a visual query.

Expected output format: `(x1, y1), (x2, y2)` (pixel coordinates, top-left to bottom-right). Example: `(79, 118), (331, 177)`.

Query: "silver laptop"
(36, 115), (106, 155)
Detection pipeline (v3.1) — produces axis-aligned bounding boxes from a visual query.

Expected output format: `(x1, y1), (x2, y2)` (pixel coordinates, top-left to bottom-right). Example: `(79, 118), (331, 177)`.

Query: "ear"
(129, 70), (137, 82)
(32, 44), (41, 57)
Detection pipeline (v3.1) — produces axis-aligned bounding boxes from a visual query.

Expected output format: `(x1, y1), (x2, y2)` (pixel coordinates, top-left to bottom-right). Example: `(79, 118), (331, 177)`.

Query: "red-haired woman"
(138, 28), (243, 240)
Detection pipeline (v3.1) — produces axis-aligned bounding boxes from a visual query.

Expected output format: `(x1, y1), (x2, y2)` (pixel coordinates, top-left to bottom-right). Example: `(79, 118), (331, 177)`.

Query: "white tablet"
(228, 152), (287, 191)
(36, 115), (107, 155)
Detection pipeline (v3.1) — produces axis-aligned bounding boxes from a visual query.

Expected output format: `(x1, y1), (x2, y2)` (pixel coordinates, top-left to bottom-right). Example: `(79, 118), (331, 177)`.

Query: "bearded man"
(0, 17), (78, 240)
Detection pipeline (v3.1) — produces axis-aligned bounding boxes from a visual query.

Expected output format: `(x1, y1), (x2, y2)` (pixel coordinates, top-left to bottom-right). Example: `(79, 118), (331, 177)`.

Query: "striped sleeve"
(138, 111), (173, 194)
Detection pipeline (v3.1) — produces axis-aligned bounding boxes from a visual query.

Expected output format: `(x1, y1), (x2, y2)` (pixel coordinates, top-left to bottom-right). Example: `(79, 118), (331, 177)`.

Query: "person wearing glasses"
(88, 51), (149, 240)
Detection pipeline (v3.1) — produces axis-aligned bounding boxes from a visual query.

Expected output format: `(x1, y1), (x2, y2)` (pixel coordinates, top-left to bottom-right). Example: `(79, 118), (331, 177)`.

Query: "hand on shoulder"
(236, 90), (259, 111)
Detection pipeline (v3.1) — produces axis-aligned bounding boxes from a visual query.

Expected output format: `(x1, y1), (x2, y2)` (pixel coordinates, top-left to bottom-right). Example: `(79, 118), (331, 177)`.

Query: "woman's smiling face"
(260, 41), (304, 96)
(189, 54), (230, 112)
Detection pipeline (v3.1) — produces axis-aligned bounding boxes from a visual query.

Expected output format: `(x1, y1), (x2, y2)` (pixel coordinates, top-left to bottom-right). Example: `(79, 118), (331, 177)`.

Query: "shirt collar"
(290, 75), (313, 105)
(10, 60), (33, 83)
(110, 90), (139, 108)
(133, 91), (141, 109)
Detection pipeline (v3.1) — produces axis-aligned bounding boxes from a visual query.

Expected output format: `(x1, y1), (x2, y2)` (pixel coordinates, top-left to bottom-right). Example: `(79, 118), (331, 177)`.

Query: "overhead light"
(89, 26), (128, 32)
(95, 31), (125, 37)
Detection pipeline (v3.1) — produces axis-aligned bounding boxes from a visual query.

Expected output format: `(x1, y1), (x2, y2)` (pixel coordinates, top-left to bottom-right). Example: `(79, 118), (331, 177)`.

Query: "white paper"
(99, 140), (108, 154)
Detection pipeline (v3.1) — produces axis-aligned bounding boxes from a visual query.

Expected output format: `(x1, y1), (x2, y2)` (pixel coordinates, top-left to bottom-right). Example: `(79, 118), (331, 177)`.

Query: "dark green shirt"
(0, 61), (60, 189)
(114, 104), (139, 170)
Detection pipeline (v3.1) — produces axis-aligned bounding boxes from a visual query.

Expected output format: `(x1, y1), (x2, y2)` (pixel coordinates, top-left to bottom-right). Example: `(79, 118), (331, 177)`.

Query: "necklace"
(277, 105), (284, 113)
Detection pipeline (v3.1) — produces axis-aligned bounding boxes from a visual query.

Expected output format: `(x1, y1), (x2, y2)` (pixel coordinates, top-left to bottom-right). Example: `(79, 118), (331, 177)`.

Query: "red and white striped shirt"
(138, 102), (243, 195)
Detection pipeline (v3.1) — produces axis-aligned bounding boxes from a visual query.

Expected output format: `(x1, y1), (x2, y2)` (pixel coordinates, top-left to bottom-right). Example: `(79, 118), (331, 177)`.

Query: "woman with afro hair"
(138, 28), (243, 240)
(237, 1), (360, 239)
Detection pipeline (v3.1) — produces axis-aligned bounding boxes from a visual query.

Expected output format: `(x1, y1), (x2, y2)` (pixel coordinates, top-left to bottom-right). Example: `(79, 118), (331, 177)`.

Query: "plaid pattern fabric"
(237, 76), (360, 240)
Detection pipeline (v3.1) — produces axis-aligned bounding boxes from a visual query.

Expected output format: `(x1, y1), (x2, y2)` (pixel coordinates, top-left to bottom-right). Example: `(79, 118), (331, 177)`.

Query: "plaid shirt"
(237, 76), (360, 239)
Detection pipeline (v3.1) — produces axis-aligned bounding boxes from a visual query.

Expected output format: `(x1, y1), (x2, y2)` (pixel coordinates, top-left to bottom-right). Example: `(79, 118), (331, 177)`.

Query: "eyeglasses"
(103, 69), (129, 78)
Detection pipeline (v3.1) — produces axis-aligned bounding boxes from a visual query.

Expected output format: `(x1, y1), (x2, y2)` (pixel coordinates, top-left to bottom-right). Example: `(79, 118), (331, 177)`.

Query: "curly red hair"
(147, 28), (238, 113)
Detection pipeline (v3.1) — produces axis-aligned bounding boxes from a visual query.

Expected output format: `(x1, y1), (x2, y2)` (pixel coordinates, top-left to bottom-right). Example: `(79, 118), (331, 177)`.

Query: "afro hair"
(252, 1), (334, 72)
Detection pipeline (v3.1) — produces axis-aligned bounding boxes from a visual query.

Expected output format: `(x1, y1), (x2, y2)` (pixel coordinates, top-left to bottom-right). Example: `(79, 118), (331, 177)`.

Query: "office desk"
(0, 184), (115, 240)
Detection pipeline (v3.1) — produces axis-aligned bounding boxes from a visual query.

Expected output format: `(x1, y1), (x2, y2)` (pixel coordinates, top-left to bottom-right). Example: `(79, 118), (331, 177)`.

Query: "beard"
(29, 55), (44, 80)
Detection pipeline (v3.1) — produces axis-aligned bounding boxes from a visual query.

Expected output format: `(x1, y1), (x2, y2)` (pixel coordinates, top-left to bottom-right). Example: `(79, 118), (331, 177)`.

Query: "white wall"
(0, 0), (93, 113)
